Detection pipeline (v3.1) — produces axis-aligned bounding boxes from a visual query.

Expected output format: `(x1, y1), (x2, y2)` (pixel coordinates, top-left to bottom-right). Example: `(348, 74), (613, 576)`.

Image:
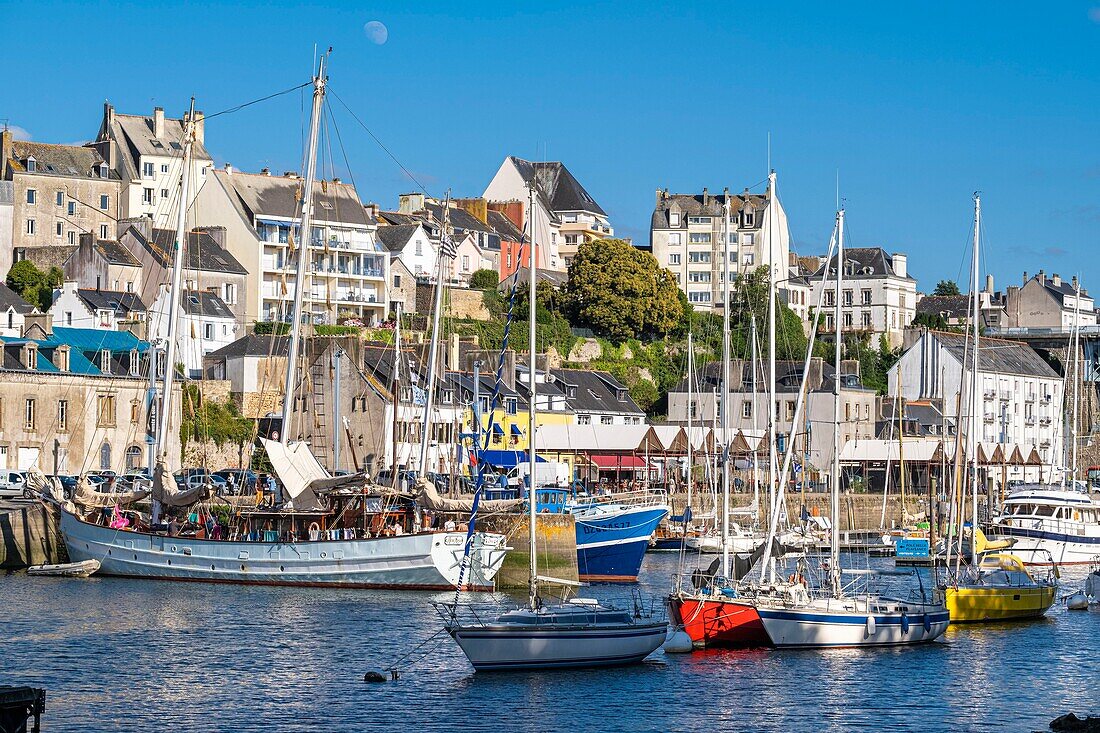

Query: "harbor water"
(4, 553), (1098, 732)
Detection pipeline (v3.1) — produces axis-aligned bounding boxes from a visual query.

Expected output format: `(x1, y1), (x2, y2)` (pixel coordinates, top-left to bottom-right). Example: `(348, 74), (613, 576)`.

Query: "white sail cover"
(25, 468), (64, 503)
(73, 476), (150, 509)
(152, 460), (206, 507)
(259, 438), (327, 511)
(415, 477), (523, 513)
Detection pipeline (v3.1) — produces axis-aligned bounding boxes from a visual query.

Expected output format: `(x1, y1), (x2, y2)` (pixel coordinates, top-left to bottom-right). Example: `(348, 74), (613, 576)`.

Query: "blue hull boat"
(571, 502), (669, 582)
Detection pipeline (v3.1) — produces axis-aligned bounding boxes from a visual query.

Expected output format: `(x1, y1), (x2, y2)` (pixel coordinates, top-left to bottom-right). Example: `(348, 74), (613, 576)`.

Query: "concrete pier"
(0, 501), (65, 569)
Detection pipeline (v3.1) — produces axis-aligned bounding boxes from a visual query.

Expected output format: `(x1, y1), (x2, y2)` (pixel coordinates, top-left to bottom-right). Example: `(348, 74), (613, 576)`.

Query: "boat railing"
(576, 488), (668, 509)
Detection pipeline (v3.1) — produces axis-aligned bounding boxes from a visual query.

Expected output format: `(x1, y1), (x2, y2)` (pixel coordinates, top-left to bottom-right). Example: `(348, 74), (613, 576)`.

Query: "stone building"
(1, 130), (121, 271)
(92, 104), (214, 227)
(650, 179), (791, 312)
(0, 315), (181, 474)
(61, 233), (144, 294)
(987, 270), (1097, 331)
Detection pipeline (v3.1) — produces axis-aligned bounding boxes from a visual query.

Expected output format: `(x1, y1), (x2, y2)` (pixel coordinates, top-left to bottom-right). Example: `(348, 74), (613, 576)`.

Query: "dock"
(0, 686), (45, 733)
(1, 501), (65, 570)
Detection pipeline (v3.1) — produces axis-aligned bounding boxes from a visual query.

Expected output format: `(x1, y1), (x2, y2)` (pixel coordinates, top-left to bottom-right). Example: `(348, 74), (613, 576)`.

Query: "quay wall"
(0, 502), (65, 569)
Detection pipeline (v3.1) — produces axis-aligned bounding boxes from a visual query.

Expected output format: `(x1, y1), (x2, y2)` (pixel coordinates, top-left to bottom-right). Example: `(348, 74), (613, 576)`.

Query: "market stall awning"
(589, 454), (647, 469)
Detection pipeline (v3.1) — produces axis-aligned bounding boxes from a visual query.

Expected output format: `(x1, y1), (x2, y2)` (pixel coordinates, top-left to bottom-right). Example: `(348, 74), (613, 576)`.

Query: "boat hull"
(449, 621), (667, 671)
(60, 509), (508, 590)
(757, 601), (950, 648)
(573, 504), (669, 582)
(990, 525), (1100, 565)
(667, 594), (768, 648)
(944, 584), (1056, 622)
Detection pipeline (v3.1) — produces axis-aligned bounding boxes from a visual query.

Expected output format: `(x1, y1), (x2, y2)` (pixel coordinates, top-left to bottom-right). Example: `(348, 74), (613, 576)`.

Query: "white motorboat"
(26, 559), (101, 578)
(989, 486), (1100, 565)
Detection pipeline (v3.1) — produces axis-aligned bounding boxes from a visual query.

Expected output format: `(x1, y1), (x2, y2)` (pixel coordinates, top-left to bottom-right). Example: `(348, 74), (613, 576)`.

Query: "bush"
(469, 269), (499, 290)
(6, 260), (61, 312)
(315, 324), (362, 336)
(254, 321), (291, 335)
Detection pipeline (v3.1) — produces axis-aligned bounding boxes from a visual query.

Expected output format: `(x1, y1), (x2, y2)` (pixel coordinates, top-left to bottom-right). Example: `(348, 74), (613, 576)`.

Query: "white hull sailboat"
(443, 182), (665, 671)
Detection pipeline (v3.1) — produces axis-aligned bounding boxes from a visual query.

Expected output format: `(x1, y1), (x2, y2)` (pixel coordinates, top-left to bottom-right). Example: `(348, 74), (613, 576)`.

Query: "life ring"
(308, 522), (321, 534)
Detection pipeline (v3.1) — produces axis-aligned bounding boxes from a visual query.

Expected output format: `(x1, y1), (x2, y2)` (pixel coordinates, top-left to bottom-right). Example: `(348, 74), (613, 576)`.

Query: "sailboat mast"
(154, 97), (197, 460)
(280, 56), (326, 444)
(1071, 284), (1082, 484)
(721, 196), (732, 578)
(969, 193), (981, 567)
(418, 195), (452, 475)
(391, 301), (401, 477)
(830, 208), (845, 597)
(526, 183), (539, 610)
(750, 319), (760, 525)
(685, 332), (694, 526)
(766, 171), (779, 582)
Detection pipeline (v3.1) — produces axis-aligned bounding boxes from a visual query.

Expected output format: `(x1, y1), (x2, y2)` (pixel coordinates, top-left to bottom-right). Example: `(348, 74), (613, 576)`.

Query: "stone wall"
(0, 502), (64, 568)
(182, 439), (249, 470)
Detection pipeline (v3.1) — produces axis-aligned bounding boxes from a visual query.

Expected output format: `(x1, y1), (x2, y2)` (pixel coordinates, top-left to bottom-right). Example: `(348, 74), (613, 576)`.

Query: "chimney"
(261, 167), (270, 176)
(0, 129), (12, 178)
(193, 110), (204, 146)
(985, 273), (994, 294)
(808, 357), (824, 390)
(283, 171), (299, 178)
(399, 192), (426, 214)
(1022, 271), (1028, 285)
(1051, 273), (1061, 287)
(364, 202), (380, 219)
(1037, 269), (1045, 283)
(722, 186), (730, 205)
(656, 188), (663, 207)
(194, 225), (226, 248)
(153, 107), (165, 138)
(1072, 275), (1079, 290)
(224, 162), (233, 174)
(333, 177), (341, 184)
(892, 253), (907, 278)
(702, 187), (709, 207)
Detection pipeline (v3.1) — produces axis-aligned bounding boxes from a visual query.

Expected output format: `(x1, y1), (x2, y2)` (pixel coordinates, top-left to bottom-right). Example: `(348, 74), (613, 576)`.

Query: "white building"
(888, 330), (1064, 480)
(93, 104), (214, 228)
(376, 223), (437, 280)
(50, 280), (147, 331)
(808, 247), (917, 349)
(482, 156), (613, 271)
(195, 168), (387, 326)
(148, 286), (238, 378)
(0, 283), (36, 337)
(650, 181), (791, 312)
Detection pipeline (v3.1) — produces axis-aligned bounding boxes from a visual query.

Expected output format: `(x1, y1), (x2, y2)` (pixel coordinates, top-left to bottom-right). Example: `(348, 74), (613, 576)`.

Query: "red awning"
(588, 454), (646, 469)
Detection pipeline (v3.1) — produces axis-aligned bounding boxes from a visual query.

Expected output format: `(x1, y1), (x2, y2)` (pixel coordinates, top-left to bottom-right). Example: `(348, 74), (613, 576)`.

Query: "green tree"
(180, 385), (255, 447)
(468, 268), (499, 290)
(6, 261), (62, 312)
(932, 280), (961, 296)
(728, 266), (810, 361)
(563, 238), (684, 341)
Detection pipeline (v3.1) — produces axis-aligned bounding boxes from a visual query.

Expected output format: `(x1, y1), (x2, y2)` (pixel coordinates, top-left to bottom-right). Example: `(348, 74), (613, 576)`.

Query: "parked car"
(373, 469), (417, 490)
(49, 474), (78, 499)
(0, 470), (29, 499)
(212, 469), (258, 492)
(175, 473), (228, 492)
(120, 473), (153, 491)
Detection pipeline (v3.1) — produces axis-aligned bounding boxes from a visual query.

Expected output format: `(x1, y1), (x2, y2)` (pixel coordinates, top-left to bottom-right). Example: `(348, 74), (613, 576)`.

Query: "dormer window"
(56, 346), (70, 372)
(101, 350), (112, 374)
(743, 207), (755, 227)
(669, 211), (680, 227)
(568, 386), (577, 399)
(98, 162), (109, 178)
(25, 156), (36, 173)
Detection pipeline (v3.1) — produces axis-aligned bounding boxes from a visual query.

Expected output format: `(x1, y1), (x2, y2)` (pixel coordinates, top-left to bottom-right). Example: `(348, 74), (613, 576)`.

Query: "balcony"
(1025, 392), (1036, 402)
(983, 389), (996, 400)
(1025, 416), (1037, 426)
(1000, 390), (1011, 401)
(1039, 416), (1052, 426)
(983, 413), (995, 423)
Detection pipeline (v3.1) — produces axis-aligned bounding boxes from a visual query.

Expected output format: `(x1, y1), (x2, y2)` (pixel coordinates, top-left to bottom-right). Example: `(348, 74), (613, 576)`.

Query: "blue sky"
(4, 1), (1100, 292)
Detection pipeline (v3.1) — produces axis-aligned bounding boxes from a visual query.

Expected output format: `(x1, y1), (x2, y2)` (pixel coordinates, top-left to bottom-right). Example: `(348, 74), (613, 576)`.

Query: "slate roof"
(207, 333), (289, 358)
(550, 368), (643, 415)
(109, 112), (213, 163)
(92, 239), (141, 266)
(144, 228), (248, 274)
(76, 289), (147, 315)
(215, 170), (369, 226)
(488, 210), (524, 243)
(426, 202), (495, 235)
(651, 191), (766, 229)
(0, 283), (36, 314)
(375, 224), (422, 253)
(916, 294), (970, 319)
(9, 140), (117, 180)
(446, 370), (520, 400)
(932, 331), (1059, 378)
(181, 290), (234, 319)
(671, 360), (870, 395)
(507, 157), (606, 217)
(811, 247), (914, 282)
(1036, 275), (1089, 300)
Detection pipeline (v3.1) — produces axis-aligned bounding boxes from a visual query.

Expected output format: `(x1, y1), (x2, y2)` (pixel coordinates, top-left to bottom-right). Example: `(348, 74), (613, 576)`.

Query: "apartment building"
(808, 247), (917, 349)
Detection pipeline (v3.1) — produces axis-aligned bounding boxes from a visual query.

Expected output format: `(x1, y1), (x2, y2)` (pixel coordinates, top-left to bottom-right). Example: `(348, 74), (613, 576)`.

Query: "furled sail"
(152, 460), (206, 507)
(25, 468), (64, 503)
(415, 477), (523, 513)
(72, 476), (150, 509)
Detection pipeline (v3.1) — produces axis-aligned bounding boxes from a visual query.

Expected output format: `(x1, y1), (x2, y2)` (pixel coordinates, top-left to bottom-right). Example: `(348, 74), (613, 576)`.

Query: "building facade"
(808, 247), (917, 349)
(650, 182), (791, 312)
(147, 287), (238, 378)
(989, 270), (1097, 331)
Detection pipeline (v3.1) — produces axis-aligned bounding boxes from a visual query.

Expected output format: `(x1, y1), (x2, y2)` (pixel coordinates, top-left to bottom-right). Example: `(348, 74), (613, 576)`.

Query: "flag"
(440, 234), (457, 260)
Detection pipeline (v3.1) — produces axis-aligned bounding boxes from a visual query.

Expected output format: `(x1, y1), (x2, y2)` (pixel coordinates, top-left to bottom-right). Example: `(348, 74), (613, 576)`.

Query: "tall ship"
(55, 59), (509, 591)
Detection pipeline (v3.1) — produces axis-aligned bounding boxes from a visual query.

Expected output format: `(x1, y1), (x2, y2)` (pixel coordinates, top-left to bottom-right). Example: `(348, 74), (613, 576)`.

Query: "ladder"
(309, 356), (329, 466)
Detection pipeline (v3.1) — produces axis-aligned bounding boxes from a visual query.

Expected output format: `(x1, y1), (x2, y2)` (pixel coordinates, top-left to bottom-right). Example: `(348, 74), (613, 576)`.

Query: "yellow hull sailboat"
(944, 551), (1057, 623)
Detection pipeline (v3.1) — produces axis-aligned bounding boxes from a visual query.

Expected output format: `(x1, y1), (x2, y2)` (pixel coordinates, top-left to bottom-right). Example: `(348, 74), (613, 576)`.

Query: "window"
(689, 233), (711, 243)
(204, 323), (214, 340)
(600, 415), (614, 425)
(741, 233), (754, 246)
(99, 224), (109, 239)
(392, 274), (401, 288)
(26, 189), (36, 205)
(843, 290), (853, 306)
(669, 212), (681, 227)
(25, 157), (36, 173)
(126, 281), (133, 293)
(223, 283), (237, 305)
(25, 219), (35, 235)
(142, 188), (154, 205)
(668, 253), (681, 265)
(728, 233), (738, 245)
(125, 445), (143, 470)
(67, 201), (76, 215)
(687, 216), (711, 224)
(24, 398), (36, 430)
(68, 231), (75, 245)
(742, 401), (753, 418)
(564, 234), (579, 244)
(668, 233), (682, 246)
(99, 194), (109, 210)
(861, 289), (872, 305)
(57, 400), (68, 432)
(505, 397), (518, 416)
(688, 272), (711, 283)
(161, 188), (169, 199)
(688, 251), (711, 263)
(160, 164), (169, 173)
(743, 209), (755, 227)
(55, 222), (63, 237)
(742, 253), (755, 266)
(461, 255), (470, 271)
(825, 290), (835, 307)
(786, 401), (796, 420)
(825, 314), (835, 330)
(578, 414), (591, 425)
(130, 399), (140, 423)
(415, 240), (423, 256)
(861, 311), (872, 328)
(97, 395), (116, 427)
(843, 312), (853, 327)
(143, 161), (154, 178)
(98, 163), (109, 179)
(688, 291), (711, 303)
(100, 442), (111, 471)
(56, 191), (64, 206)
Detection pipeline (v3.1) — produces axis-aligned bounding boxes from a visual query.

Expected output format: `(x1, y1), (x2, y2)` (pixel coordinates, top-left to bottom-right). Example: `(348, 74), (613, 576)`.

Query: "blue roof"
(50, 327), (149, 353)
